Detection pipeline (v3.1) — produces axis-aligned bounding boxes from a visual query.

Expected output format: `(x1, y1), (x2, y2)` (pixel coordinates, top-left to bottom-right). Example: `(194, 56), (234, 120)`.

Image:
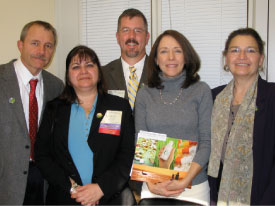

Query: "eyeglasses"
(228, 47), (259, 56)
(120, 27), (145, 34)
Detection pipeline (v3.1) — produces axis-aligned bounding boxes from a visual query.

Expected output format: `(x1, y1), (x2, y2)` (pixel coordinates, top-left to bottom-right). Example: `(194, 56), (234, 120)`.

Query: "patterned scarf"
(208, 77), (258, 205)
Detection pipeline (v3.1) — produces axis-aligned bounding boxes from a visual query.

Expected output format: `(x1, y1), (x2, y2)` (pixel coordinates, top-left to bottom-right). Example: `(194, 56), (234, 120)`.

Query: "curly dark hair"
(148, 30), (200, 89)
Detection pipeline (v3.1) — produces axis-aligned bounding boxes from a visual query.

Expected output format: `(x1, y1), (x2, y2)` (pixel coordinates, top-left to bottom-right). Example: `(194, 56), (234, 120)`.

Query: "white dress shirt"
(121, 55), (146, 92)
(14, 59), (44, 131)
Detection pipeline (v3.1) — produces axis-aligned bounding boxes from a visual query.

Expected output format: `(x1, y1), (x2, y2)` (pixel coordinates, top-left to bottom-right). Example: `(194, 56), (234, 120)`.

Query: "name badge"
(107, 90), (125, 98)
(99, 110), (122, 135)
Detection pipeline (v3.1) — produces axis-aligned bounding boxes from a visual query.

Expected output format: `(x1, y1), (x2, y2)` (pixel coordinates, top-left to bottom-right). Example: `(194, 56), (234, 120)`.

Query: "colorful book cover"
(131, 131), (197, 186)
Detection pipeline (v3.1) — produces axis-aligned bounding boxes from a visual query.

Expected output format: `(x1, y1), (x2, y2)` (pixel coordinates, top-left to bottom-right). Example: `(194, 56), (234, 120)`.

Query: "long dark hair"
(59, 45), (105, 104)
(148, 30), (200, 89)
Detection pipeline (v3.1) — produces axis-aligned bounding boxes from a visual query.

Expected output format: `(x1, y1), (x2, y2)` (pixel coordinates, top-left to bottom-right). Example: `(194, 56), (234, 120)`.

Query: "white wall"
(54, 0), (80, 82)
(0, 0), (57, 74)
(1, 0), (274, 82)
(248, 0), (268, 79)
(247, 0), (274, 81)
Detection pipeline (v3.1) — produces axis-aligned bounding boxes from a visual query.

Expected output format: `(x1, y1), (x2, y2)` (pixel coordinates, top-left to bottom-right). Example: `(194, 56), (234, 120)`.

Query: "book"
(131, 131), (197, 187)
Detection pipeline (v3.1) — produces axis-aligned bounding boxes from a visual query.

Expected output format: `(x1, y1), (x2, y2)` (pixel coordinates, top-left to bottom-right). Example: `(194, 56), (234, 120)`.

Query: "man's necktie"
(128, 66), (139, 109)
(29, 79), (38, 160)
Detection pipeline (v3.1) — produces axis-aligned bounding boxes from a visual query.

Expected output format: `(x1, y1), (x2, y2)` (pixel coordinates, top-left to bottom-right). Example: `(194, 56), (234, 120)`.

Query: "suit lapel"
(139, 55), (148, 88)
(42, 71), (54, 113)
(253, 77), (267, 146)
(1, 62), (29, 137)
(59, 103), (72, 149)
(109, 59), (128, 90)
(108, 56), (148, 99)
(89, 93), (106, 137)
(41, 70), (63, 125)
(39, 71), (50, 126)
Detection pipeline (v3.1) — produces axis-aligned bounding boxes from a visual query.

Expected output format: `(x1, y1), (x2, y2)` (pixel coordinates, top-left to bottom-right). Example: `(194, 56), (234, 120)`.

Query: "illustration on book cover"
(131, 131), (197, 186)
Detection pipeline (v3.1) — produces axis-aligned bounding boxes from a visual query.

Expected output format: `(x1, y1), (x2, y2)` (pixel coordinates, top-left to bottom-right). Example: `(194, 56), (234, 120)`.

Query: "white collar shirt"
(121, 55), (146, 91)
(14, 59), (44, 130)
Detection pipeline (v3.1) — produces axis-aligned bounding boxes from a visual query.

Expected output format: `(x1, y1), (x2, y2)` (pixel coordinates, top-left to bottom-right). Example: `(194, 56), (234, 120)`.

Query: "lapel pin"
(9, 97), (15, 104)
(96, 113), (103, 118)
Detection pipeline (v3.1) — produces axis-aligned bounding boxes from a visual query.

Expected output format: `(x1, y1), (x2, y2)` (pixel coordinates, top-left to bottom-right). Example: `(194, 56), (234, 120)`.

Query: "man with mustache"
(0, 20), (64, 205)
(102, 8), (150, 109)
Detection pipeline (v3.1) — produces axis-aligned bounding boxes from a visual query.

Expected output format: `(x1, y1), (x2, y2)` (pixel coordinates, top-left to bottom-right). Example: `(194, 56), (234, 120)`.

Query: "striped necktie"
(128, 66), (139, 109)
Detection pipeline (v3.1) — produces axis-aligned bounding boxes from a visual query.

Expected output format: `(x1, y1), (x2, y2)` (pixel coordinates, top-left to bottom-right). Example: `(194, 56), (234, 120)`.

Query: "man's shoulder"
(101, 58), (121, 72)
(0, 60), (17, 80)
(0, 60), (16, 70)
(42, 70), (64, 97)
(42, 70), (63, 84)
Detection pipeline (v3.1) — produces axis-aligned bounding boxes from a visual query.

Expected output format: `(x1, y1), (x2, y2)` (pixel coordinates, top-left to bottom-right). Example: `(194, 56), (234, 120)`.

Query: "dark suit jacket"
(210, 77), (275, 205)
(101, 56), (148, 99)
(0, 60), (64, 205)
(34, 93), (135, 205)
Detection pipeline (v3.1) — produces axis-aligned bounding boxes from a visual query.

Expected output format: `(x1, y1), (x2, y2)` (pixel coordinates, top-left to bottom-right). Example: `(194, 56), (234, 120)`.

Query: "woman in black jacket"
(208, 28), (275, 205)
(35, 45), (135, 205)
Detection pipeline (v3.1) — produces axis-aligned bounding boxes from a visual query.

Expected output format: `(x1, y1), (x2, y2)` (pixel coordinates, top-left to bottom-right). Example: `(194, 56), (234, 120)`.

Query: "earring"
(258, 66), (264, 72)
(224, 65), (230, 72)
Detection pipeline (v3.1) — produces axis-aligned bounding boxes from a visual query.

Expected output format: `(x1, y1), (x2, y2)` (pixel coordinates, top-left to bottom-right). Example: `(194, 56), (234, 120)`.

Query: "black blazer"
(210, 77), (275, 205)
(34, 92), (135, 205)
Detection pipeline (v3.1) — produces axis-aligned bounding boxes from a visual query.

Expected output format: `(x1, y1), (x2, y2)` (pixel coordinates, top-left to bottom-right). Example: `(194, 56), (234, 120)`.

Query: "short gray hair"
(20, 20), (57, 46)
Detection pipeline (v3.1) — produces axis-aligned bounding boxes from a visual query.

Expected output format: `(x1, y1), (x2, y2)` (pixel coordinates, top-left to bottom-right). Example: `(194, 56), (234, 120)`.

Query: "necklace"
(159, 89), (183, 105)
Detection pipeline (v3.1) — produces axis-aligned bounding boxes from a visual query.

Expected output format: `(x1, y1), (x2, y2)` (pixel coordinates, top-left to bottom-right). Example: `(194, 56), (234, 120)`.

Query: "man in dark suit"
(0, 20), (64, 205)
(102, 8), (150, 108)
(102, 9), (150, 200)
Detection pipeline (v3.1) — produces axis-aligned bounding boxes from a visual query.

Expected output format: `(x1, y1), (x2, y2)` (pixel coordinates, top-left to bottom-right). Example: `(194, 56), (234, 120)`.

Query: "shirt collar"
(121, 55), (146, 71)
(14, 58), (42, 86)
(73, 94), (98, 111)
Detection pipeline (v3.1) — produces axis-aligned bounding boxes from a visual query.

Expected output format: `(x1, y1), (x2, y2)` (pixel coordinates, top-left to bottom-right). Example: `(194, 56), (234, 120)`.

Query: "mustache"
(125, 38), (139, 45)
(31, 55), (46, 61)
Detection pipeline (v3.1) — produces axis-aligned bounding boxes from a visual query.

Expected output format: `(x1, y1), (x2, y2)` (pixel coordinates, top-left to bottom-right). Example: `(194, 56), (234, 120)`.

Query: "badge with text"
(99, 110), (122, 135)
(107, 90), (125, 98)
